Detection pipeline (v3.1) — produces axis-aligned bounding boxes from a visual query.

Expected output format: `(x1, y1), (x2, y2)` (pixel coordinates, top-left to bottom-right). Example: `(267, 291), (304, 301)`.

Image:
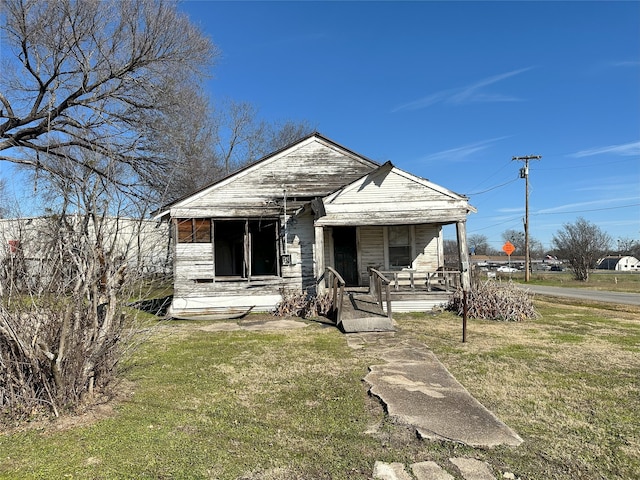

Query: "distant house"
(155, 133), (476, 319)
(596, 256), (640, 272)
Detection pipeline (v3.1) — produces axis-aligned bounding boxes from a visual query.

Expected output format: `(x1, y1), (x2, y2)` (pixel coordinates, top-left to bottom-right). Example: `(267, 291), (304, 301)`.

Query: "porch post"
(456, 220), (471, 343)
(315, 225), (326, 294)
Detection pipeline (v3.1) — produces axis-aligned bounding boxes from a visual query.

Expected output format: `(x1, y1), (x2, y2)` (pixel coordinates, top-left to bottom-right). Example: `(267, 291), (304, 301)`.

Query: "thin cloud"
(536, 196), (640, 214)
(496, 207), (524, 214)
(421, 136), (510, 163)
(392, 67), (533, 112)
(610, 60), (640, 68)
(569, 141), (640, 158)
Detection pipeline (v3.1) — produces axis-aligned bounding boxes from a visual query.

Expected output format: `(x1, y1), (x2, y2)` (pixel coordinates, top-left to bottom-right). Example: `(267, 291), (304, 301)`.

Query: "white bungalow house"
(155, 133), (476, 319)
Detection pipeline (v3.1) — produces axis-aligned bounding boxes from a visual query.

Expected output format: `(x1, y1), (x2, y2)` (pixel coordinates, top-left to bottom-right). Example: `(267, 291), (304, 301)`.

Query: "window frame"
(387, 225), (413, 269)
(213, 218), (281, 280)
(176, 218), (212, 244)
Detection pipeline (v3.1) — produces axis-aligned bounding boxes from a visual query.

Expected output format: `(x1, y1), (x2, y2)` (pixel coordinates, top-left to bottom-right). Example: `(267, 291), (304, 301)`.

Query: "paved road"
(519, 284), (640, 306)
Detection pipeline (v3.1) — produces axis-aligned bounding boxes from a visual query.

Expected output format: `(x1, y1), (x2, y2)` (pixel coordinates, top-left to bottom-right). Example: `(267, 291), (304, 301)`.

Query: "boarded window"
(389, 225), (411, 268)
(176, 218), (211, 243)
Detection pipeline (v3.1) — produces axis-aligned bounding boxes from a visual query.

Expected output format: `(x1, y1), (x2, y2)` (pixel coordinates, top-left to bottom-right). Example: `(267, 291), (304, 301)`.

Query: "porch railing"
(368, 268), (392, 320)
(324, 266), (346, 325)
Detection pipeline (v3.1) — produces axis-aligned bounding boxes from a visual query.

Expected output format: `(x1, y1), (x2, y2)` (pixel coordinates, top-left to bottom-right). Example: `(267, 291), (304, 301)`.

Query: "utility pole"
(512, 155), (542, 282)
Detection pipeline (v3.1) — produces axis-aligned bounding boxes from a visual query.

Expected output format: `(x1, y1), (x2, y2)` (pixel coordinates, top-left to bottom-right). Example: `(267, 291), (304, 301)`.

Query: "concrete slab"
(411, 461), (455, 480)
(359, 335), (523, 448)
(372, 461), (412, 480)
(340, 316), (394, 333)
(449, 457), (496, 480)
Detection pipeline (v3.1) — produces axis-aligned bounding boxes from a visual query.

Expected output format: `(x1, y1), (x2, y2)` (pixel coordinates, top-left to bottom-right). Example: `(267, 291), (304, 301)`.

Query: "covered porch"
(321, 265), (461, 333)
(311, 162), (474, 332)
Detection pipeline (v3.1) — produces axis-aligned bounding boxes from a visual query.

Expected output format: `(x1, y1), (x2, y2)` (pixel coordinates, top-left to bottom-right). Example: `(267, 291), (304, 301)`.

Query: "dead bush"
(273, 290), (332, 319)
(446, 280), (539, 322)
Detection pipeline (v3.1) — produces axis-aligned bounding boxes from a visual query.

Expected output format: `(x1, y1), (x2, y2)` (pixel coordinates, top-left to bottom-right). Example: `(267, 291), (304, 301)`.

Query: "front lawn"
(1, 299), (638, 479)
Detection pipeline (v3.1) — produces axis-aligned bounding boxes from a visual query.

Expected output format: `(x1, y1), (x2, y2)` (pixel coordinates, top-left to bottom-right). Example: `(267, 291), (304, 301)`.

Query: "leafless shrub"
(0, 212), (159, 423)
(273, 290), (332, 319)
(446, 281), (539, 322)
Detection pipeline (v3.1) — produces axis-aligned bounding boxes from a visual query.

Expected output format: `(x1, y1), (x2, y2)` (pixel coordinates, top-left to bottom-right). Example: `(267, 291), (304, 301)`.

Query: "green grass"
(398, 300), (640, 479)
(1, 301), (639, 479)
(514, 271), (640, 293)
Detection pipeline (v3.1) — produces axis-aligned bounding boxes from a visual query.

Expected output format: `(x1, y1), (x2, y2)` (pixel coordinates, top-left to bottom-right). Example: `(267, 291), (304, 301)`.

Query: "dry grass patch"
(396, 300), (640, 479)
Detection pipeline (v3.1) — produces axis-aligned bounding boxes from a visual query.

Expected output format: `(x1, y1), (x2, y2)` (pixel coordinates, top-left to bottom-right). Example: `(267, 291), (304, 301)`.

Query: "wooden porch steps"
(338, 292), (394, 333)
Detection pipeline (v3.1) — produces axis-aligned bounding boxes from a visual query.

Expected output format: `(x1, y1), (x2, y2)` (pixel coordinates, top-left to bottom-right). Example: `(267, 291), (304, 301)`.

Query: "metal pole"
(462, 290), (468, 343)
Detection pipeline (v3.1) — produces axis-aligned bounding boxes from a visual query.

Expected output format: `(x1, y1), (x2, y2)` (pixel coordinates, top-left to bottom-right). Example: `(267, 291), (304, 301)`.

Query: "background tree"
(0, 0), (213, 419)
(0, 0), (216, 199)
(443, 238), (460, 267)
(145, 95), (314, 204)
(501, 229), (525, 255)
(467, 234), (495, 255)
(551, 217), (611, 281)
(210, 99), (314, 179)
(615, 237), (640, 259)
(501, 228), (544, 258)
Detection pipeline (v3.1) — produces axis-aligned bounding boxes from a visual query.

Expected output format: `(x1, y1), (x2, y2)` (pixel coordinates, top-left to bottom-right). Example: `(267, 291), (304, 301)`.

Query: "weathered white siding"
(282, 211), (316, 290)
(162, 134), (475, 316)
(358, 226), (385, 284)
(413, 224), (440, 271)
(317, 164), (474, 226)
(170, 139), (378, 219)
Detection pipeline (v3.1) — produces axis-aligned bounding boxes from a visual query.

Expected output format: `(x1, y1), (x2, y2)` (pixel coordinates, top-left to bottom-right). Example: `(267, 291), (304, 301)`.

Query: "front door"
(333, 227), (358, 286)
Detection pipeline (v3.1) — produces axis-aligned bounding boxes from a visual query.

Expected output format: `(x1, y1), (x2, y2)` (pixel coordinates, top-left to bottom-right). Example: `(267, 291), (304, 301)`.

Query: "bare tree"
(140, 85), (222, 202)
(0, 150), (171, 420)
(501, 228), (544, 258)
(0, 178), (9, 218)
(468, 234), (494, 255)
(151, 97), (315, 204)
(0, 0), (216, 198)
(616, 237), (640, 259)
(551, 217), (611, 281)
(443, 239), (460, 267)
(212, 99), (314, 176)
(0, 0), (211, 420)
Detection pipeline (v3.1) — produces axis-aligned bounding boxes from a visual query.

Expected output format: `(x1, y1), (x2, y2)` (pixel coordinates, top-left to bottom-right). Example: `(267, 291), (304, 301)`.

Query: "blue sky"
(178, 0), (640, 251)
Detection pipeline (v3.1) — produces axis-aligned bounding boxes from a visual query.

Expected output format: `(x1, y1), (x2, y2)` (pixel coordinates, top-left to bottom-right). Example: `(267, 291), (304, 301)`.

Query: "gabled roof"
(155, 132), (379, 219)
(314, 161), (476, 226)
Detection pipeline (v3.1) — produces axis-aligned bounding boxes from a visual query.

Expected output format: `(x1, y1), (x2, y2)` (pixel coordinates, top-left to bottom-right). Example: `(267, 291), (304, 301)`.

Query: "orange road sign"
(502, 241), (515, 256)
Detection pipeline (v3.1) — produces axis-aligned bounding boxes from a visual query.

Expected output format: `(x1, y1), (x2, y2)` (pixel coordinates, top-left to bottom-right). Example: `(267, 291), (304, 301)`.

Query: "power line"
(464, 176), (519, 196)
(468, 202), (640, 236)
(465, 159), (514, 193)
(531, 202), (640, 216)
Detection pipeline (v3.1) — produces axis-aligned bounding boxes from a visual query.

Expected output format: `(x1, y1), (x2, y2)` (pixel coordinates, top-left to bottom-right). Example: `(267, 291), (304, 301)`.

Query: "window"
(214, 220), (245, 276)
(176, 218), (211, 243)
(214, 219), (279, 278)
(249, 220), (278, 275)
(388, 225), (411, 268)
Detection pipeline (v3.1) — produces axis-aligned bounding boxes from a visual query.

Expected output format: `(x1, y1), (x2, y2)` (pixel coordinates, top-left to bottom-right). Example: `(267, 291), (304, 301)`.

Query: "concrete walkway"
(373, 458), (504, 480)
(347, 332), (522, 448)
(197, 317), (523, 478)
(347, 332), (523, 480)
